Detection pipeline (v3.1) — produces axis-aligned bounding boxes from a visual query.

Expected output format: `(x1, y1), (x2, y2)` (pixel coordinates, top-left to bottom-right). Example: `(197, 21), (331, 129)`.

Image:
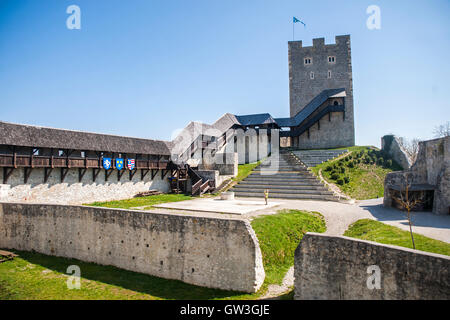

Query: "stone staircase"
(231, 150), (339, 201)
(291, 149), (348, 167)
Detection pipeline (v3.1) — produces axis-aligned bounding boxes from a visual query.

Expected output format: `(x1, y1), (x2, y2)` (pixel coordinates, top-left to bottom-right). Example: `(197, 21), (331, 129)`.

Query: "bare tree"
(433, 121), (450, 138)
(392, 173), (421, 249)
(397, 137), (420, 164)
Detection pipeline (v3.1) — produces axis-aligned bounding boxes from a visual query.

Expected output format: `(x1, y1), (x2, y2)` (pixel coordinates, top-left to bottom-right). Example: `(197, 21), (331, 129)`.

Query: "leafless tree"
(398, 137), (420, 164)
(392, 173), (420, 249)
(433, 121), (450, 138)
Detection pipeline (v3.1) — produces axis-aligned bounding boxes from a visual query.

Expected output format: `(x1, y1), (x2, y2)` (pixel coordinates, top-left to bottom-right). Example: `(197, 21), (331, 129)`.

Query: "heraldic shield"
(103, 158), (112, 170)
(127, 159), (135, 170)
(116, 158), (124, 170)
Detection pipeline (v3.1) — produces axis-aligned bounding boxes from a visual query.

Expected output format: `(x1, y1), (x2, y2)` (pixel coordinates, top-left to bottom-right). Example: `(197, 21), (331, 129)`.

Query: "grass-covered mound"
(311, 146), (402, 200)
(85, 194), (193, 210)
(344, 219), (450, 256)
(250, 210), (326, 286)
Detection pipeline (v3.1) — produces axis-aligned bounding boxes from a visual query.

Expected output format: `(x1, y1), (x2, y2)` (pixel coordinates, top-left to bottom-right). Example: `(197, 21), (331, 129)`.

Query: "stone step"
(232, 189), (333, 196)
(232, 185), (333, 195)
(238, 180), (323, 187)
(233, 184), (329, 191)
(233, 192), (338, 201)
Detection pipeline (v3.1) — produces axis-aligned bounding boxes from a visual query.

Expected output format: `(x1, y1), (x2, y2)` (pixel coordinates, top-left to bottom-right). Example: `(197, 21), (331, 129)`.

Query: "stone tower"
(288, 35), (355, 146)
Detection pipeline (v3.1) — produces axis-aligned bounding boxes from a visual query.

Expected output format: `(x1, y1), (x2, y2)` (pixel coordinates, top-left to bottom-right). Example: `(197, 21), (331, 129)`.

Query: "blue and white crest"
(103, 157), (112, 170)
(116, 158), (124, 170)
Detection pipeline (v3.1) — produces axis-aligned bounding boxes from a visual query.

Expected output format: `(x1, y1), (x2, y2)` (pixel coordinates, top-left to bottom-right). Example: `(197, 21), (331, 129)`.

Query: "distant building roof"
(0, 121), (171, 155)
(234, 113), (279, 127)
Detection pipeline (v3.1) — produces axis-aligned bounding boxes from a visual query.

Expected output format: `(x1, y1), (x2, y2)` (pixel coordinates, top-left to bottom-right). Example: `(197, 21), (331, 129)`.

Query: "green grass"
(344, 219), (450, 256)
(310, 146), (402, 200)
(0, 209), (326, 300)
(0, 250), (253, 300)
(250, 210), (326, 285)
(85, 194), (193, 210)
(232, 161), (261, 184)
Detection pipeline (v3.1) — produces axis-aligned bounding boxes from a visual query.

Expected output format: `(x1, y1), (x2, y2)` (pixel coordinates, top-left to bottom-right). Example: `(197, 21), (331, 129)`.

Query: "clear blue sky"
(0, 0), (449, 147)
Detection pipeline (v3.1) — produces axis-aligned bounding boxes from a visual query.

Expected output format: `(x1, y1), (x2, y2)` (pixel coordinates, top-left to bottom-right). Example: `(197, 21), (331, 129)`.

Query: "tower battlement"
(288, 35), (350, 49)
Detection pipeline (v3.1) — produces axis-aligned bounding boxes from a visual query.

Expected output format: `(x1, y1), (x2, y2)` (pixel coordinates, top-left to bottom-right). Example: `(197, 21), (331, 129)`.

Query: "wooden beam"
(3, 167), (14, 184)
(161, 169), (169, 180)
(117, 169), (125, 181)
(141, 169), (149, 181)
(78, 168), (87, 182)
(44, 168), (53, 183)
(328, 112), (331, 122)
(93, 168), (101, 182)
(61, 168), (69, 183)
(24, 167), (33, 184)
(151, 169), (158, 180)
(105, 169), (113, 182)
(318, 120), (320, 130)
(129, 169), (137, 181)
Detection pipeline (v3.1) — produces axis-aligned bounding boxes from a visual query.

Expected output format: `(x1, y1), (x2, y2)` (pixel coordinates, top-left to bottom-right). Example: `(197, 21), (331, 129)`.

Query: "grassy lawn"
(0, 209), (325, 300)
(250, 210), (326, 286)
(232, 161), (261, 183)
(310, 146), (402, 200)
(85, 194), (193, 210)
(344, 219), (450, 256)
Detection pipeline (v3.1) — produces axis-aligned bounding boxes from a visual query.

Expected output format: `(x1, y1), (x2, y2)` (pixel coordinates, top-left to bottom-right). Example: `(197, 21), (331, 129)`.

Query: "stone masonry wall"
(384, 136), (449, 215)
(296, 111), (352, 149)
(294, 233), (450, 300)
(0, 167), (170, 205)
(0, 203), (265, 293)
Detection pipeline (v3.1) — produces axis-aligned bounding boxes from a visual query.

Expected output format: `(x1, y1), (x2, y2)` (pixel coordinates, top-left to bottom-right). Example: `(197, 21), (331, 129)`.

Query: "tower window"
(328, 70), (332, 79)
(328, 56), (336, 64)
(304, 57), (312, 65)
(310, 72), (314, 79)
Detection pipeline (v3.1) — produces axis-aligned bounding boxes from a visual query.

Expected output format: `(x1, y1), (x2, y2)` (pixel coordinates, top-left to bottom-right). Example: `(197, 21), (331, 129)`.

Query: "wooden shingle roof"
(0, 121), (171, 155)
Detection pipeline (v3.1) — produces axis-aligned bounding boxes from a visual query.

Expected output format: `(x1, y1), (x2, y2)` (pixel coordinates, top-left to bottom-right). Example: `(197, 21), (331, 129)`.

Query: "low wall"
(294, 233), (450, 300)
(0, 167), (170, 205)
(0, 203), (265, 293)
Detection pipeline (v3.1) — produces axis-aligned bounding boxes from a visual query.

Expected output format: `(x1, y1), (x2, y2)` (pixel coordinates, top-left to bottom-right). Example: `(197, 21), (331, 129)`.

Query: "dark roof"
(275, 88), (346, 127)
(234, 113), (279, 127)
(0, 121), (171, 155)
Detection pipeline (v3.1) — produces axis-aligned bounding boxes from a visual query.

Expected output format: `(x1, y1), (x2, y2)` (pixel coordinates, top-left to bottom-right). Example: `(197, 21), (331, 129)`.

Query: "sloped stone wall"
(0, 203), (265, 293)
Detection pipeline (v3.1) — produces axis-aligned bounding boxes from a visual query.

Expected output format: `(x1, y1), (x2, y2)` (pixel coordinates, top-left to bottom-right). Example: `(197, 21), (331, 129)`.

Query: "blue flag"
(293, 17), (306, 27)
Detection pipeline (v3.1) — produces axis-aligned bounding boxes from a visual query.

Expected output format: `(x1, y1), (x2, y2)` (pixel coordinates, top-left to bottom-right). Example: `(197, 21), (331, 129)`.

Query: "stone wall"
(384, 136), (449, 215)
(294, 233), (450, 300)
(0, 167), (170, 205)
(381, 135), (412, 170)
(0, 202), (265, 293)
(295, 111), (352, 149)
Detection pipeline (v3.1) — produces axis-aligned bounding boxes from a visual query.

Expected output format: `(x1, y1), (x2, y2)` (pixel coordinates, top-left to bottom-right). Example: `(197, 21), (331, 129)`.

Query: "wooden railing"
(0, 154), (169, 170)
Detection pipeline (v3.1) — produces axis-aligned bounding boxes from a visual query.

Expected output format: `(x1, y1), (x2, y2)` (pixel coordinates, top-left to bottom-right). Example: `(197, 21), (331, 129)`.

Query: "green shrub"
(339, 167), (346, 174)
(325, 166), (332, 172)
(348, 161), (355, 168)
(336, 178), (344, 185)
(386, 159), (392, 168)
(344, 176), (350, 184)
(377, 157), (384, 166)
(331, 173), (340, 180)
